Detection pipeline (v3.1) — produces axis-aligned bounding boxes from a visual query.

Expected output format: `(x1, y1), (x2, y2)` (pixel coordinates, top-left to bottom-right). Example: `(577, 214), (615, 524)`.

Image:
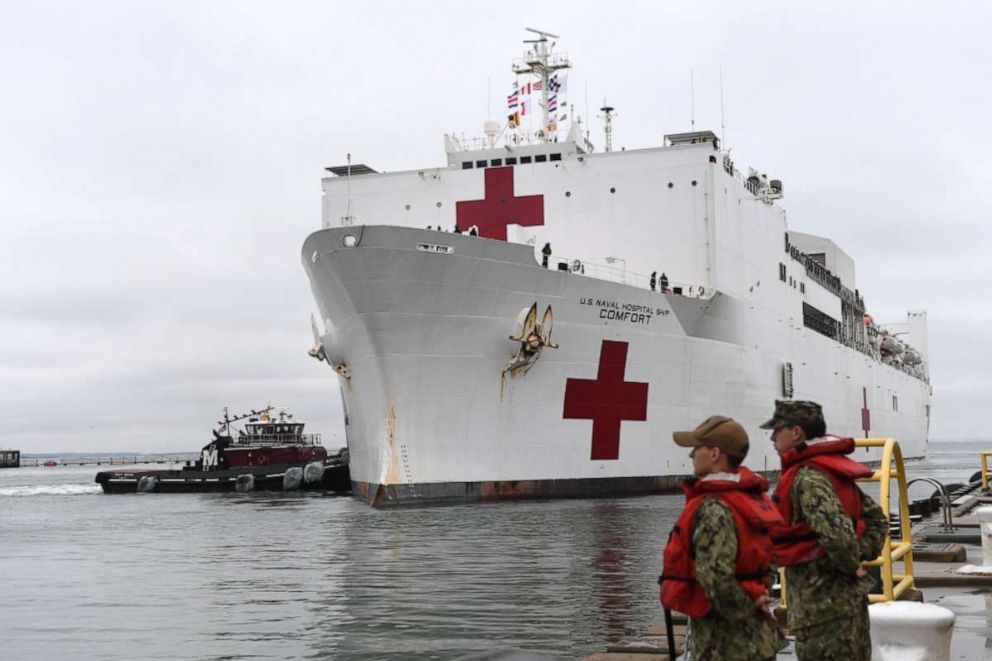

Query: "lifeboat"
(903, 348), (923, 366)
(879, 335), (905, 357)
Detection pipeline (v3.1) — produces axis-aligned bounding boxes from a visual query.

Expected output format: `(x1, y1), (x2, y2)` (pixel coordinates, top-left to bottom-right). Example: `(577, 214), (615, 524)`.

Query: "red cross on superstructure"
(563, 340), (649, 461)
(455, 166), (544, 240)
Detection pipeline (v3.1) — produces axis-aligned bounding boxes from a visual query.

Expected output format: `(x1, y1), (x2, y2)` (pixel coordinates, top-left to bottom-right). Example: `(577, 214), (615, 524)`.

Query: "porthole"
(565, 191), (571, 197)
(667, 182), (674, 189)
(610, 187), (616, 194)
(405, 204), (411, 210)
(436, 201), (442, 208)
(691, 180), (697, 186)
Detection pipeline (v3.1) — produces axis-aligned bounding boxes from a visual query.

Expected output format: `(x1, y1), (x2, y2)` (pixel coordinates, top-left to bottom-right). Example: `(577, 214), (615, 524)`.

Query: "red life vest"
(659, 467), (784, 617)
(771, 436), (874, 566)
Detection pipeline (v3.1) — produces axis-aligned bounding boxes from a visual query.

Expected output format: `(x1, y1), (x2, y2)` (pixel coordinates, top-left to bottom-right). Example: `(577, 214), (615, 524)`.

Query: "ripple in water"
(0, 440), (984, 660)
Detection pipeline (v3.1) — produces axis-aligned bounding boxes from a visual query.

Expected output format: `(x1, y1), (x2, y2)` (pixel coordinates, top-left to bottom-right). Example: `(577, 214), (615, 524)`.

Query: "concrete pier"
(19, 454), (196, 467)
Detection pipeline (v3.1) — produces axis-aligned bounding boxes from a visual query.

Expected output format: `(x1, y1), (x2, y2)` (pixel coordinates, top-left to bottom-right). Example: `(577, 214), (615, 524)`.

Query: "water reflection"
(311, 497), (681, 659)
(589, 503), (637, 644)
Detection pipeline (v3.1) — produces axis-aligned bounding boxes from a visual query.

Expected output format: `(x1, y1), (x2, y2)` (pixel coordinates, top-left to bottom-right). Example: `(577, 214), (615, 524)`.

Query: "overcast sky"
(2, 1), (988, 453)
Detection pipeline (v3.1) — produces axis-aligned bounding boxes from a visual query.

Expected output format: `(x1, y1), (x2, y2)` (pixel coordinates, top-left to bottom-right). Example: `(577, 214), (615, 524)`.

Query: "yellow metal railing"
(981, 451), (992, 491)
(778, 437), (916, 608)
(858, 437), (916, 602)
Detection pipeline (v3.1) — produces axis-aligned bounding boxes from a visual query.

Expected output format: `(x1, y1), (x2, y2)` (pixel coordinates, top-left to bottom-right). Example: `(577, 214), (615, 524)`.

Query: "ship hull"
(303, 226), (930, 507)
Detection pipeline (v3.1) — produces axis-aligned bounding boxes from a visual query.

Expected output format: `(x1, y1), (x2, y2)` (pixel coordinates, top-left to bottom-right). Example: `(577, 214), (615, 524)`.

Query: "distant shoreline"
(18, 448), (345, 459)
(7, 439), (978, 459)
(21, 451), (199, 458)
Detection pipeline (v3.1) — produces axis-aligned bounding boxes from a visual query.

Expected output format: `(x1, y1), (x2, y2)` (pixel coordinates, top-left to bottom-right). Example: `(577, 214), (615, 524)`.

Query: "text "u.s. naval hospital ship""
(302, 30), (931, 507)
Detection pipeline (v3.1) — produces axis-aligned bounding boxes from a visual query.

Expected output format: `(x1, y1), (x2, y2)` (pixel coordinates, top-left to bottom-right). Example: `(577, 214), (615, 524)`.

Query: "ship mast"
(512, 27), (570, 142)
(599, 101), (615, 153)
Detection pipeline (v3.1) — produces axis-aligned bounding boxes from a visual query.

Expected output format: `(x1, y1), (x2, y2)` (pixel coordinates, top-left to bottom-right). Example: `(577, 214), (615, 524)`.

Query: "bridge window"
(779, 263), (787, 282)
(462, 161), (473, 169)
(893, 395), (898, 411)
(520, 156), (533, 164)
(803, 302), (839, 339)
(505, 157), (518, 165)
(475, 160), (487, 168)
(550, 153), (562, 161)
(535, 154), (547, 163)
(491, 158), (502, 166)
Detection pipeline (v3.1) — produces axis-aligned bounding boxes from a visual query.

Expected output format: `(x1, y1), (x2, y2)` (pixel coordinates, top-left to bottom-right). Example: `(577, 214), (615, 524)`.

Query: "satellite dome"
(484, 119), (500, 137)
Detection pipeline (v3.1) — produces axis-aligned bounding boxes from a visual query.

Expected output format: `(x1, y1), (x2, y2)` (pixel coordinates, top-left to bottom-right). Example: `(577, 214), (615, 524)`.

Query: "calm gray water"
(0, 440), (986, 660)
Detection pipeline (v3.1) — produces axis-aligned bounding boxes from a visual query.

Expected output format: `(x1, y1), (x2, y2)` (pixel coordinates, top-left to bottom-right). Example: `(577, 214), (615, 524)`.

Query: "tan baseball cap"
(673, 415), (750, 459)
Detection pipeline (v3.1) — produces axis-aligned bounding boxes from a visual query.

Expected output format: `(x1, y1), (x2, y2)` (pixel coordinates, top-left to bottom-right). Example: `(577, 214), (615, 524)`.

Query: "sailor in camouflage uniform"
(761, 400), (889, 661)
(660, 416), (786, 661)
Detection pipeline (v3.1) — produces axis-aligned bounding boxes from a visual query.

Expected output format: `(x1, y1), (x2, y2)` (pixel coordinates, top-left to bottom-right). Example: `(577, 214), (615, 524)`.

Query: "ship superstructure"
(303, 32), (930, 506)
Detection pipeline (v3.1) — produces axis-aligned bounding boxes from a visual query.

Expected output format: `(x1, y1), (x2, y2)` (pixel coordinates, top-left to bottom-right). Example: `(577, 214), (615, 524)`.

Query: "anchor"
(500, 302), (558, 397)
(308, 313), (350, 379)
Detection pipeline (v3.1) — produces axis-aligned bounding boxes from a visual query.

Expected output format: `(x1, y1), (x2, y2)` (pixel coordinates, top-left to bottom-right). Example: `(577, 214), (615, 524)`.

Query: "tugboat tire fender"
(137, 475), (158, 493)
(235, 473), (255, 492)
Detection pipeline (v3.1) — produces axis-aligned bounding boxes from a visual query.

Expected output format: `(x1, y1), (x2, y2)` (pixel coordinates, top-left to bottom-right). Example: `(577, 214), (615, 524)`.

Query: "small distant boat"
(42, 459), (58, 467)
(95, 406), (350, 494)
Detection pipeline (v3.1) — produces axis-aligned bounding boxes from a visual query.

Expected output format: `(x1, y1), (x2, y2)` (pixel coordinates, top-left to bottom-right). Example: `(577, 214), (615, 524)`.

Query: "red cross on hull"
(455, 166), (544, 240)
(563, 340), (649, 461)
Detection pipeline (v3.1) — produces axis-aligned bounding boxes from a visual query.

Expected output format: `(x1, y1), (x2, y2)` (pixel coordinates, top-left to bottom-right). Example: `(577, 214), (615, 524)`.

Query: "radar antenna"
(216, 405), (276, 435)
(513, 28), (570, 142)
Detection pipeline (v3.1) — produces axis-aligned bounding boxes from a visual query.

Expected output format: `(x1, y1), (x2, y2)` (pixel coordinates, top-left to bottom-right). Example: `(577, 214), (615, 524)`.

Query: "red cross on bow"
(563, 340), (649, 461)
(455, 166), (544, 240)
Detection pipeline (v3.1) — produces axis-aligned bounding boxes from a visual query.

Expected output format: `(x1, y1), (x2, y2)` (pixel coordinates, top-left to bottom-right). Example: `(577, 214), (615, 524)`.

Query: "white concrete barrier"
(977, 505), (992, 567)
(868, 601), (955, 661)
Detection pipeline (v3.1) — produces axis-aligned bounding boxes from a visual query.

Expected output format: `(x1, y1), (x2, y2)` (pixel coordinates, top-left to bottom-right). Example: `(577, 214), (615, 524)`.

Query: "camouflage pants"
(793, 602), (871, 661)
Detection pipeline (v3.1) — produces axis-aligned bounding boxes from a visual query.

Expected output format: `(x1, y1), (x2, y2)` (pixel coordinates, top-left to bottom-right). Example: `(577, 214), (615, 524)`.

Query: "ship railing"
(448, 131), (563, 153)
(785, 243), (863, 309)
(236, 433), (323, 446)
(779, 437), (916, 610)
(512, 51), (570, 71)
(543, 253), (710, 298)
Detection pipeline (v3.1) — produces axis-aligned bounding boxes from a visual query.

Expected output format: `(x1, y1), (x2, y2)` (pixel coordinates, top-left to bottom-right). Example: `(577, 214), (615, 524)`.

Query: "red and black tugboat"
(95, 406), (350, 493)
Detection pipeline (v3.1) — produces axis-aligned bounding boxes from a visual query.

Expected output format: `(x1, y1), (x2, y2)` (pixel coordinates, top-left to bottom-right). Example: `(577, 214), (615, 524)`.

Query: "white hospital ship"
(302, 30), (930, 506)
